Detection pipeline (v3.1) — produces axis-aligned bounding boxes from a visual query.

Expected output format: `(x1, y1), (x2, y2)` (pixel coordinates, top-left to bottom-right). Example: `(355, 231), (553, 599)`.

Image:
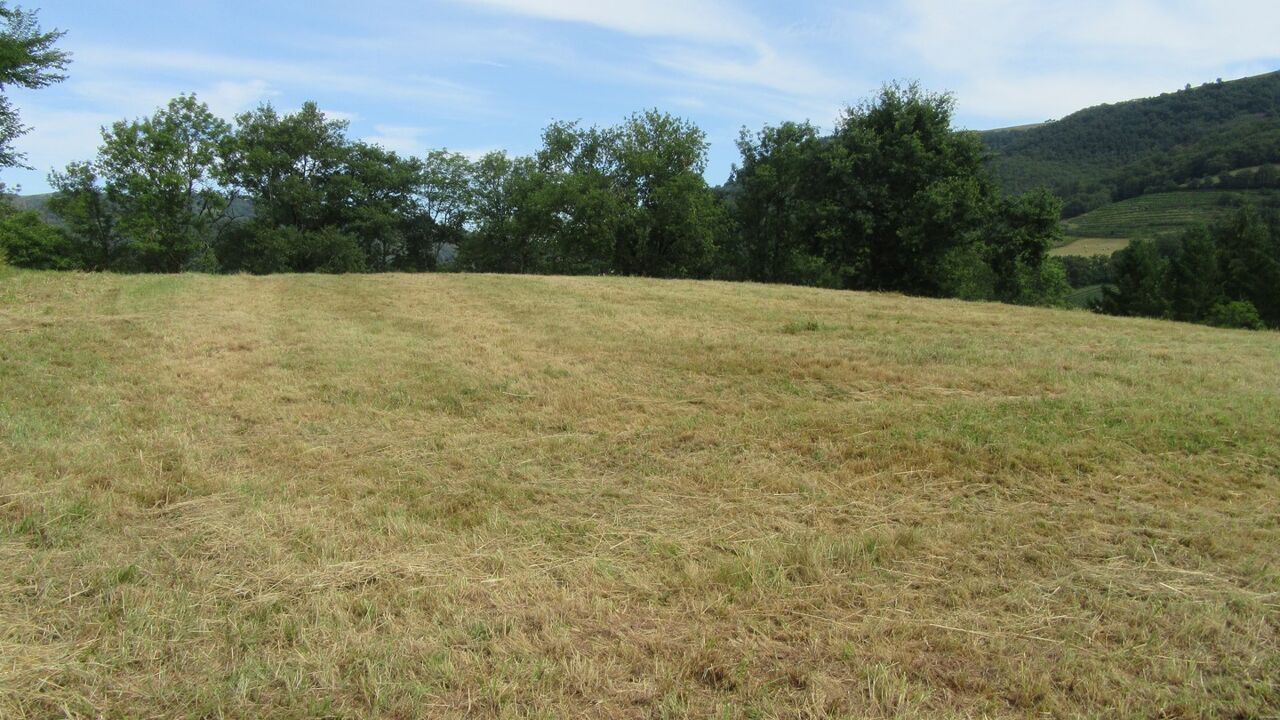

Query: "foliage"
(1098, 204), (1280, 329)
(94, 95), (233, 272)
(33, 86), (1072, 313)
(727, 84), (1064, 304)
(1059, 254), (1114, 288)
(458, 111), (725, 278)
(0, 194), (72, 268)
(454, 150), (544, 273)
(727, 121), (840, 286)
(1099, 239), (1169, 318)
(47, 162), (127, 270)
(0, 2), (69, 170)
(219, 102), (438, 273)
(1207, 300), (1265, 330)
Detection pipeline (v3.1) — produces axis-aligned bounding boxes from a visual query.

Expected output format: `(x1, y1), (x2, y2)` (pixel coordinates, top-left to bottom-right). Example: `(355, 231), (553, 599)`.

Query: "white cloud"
(459, 0), (754, 44)
(891, 0), (1280, 123)
(202, 80), (276, 119)
(71, 45), (489, 112)
(456, 0), (844, 120)
(363, 125), (431, 155)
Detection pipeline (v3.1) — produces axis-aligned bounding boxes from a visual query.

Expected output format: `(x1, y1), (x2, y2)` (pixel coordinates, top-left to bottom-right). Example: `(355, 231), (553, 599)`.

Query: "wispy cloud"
(890, 0), (1280, 123)
(458, 0), (755, 44)
(5, 0), (1278, 194)
(363, 125), (433, 156)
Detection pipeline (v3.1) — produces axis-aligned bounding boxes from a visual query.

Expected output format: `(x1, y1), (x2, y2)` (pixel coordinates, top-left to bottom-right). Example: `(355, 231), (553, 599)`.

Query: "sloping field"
(1049, 237), (1130, 257)
(2, 271), (1278, 718)
(1063, 190), (1275, 239)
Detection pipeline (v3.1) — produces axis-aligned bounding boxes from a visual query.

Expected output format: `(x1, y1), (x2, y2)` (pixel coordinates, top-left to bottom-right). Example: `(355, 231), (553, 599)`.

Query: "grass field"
(1049, 237), (1129, 257)
(2, 270), (1279, 718)
(1063, 284), (1106, 307)
(1063, 189), (1277, 240)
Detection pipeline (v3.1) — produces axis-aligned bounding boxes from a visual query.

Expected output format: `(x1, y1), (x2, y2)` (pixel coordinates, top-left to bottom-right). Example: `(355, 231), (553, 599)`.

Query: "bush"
(216, 223), (367, 274)
(1206, 300), (1265, 330)
(0, 209), (79, 270)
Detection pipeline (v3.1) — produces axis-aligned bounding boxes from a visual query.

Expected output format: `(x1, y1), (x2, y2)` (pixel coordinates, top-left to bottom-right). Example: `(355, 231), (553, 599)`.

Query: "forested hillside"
(982, 71), (1280, 217)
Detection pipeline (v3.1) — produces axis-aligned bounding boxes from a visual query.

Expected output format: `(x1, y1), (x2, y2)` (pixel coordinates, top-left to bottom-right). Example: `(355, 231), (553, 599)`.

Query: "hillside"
(981, 71), (1280, 219)
(2, 271), (1279, 718)
(7, 192), (256, 223)
(1061, 188), (1280, 240)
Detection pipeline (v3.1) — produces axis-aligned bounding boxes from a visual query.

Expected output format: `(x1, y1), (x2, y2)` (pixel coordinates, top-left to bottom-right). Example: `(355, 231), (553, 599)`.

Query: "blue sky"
(7, 0), (1279, 193)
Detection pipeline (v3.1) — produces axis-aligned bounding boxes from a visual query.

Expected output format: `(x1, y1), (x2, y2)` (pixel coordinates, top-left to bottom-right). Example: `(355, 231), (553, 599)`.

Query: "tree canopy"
(0, 2), (69, 172)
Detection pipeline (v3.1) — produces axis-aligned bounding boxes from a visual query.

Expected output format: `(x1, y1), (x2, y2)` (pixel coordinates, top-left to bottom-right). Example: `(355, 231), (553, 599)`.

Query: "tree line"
(1098, 205), (1280, 330)
(1, 85), (1071, 306)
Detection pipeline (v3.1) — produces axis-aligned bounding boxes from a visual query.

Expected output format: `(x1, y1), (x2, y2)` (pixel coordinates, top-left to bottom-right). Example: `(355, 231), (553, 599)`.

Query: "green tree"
(0, 195), (74, 268)
(344, 142), (432, 271)
(1206, 300), (1264, 330)
(414, 149), (474, 269)
(728, 121), (833, 285)
(531, 121), (627, 274)
(1165, 226), (1221, 322)
(1214, 205), (1280, 326)
(47, 161), (127, 270)
(824, 83), (995, 292)
(221, 102), (436, 273)
(729, 83), (1064, 301)
(222, 102), (348, 233)
(96, 95), (232, 272)
(457, 151), (547, 273)
(985, 189), (1067, 304)
(0, 3), (70, 171)
(611, 110), (720, 277)
(1100, 239), (1170, 318)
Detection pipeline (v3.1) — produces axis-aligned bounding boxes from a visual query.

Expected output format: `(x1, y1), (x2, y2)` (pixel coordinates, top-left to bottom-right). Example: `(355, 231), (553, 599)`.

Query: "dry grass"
(1, 270), (1278, 718)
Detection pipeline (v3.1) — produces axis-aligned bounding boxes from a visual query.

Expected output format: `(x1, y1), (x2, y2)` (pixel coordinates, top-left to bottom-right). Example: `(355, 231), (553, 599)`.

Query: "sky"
(6, 0), (1279, 194)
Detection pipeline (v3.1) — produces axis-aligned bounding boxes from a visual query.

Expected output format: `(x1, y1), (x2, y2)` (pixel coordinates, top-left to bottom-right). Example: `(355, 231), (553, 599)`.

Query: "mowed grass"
(1063, 190), (1276, 240)
(2, 270), (1279, 719)
(1049, 237), (1130, 257)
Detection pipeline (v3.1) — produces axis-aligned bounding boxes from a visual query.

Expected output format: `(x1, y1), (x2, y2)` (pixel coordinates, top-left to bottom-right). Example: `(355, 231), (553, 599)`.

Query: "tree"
(1206, 300), (1264, 330)
(1100, 240), (1169, 318)
(47, 161), (127, 270)
(822, 83), (995, 292)
(220, 102), (437, 273)
(96, 95), (232, 272)
(1165, 226), (1221, 322)
(0, 197), (73, 268)
(1214, 205), (1280, 326)
(0, 3), (70, 171)
(531, 121), (628, 274)
(456, 151), (547, 273)
(985, 189), (1067, 304)
(344, 142), (430, 271)
(728, 121), (833, 285)
(610, 110), (720, 277)
(222, 102), (348, 233)
(414, 149), (474, 269)
(728, 83), (1065, 301)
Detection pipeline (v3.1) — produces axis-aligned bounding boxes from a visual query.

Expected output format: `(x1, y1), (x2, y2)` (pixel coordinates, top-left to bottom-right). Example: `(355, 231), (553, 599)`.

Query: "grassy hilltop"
(2, 270), (1278, 718)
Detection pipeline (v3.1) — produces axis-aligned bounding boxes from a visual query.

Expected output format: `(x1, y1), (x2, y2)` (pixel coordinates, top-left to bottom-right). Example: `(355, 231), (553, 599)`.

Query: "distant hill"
(10, 192), (255, 222)
(981, 71), (1280, 219)
(10, 192), (57, 221)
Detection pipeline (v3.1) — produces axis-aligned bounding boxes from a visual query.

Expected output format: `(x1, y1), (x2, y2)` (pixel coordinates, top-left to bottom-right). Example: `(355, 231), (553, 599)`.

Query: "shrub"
(0, 208), (79, 270)
(1206, 300), (1265, 330)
